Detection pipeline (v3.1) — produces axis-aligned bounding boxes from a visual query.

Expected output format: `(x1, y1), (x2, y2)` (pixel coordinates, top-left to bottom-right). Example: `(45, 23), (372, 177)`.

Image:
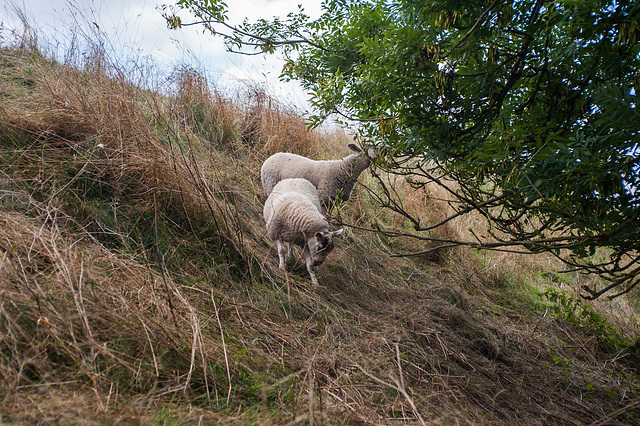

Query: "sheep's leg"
(306, 258), (319, 286)
(276, 240), (288, 270)
(287, 243), (294, 263)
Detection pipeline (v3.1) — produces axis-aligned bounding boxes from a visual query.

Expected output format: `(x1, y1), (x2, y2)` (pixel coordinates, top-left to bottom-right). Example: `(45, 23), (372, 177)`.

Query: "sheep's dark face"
(304, 229), (344, 267)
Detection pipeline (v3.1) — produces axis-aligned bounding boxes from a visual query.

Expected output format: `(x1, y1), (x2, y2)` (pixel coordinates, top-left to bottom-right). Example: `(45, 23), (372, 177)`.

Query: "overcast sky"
(0, 0), (322, 109)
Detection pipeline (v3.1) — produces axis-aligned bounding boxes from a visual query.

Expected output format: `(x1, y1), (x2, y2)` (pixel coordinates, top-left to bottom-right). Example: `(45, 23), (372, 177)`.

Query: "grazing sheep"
(263, 178), (343, 286)
(261, 143), (374, 213)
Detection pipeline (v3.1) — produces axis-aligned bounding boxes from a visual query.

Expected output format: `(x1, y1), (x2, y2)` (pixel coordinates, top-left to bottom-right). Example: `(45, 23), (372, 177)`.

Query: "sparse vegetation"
(1, 15), (640, 425)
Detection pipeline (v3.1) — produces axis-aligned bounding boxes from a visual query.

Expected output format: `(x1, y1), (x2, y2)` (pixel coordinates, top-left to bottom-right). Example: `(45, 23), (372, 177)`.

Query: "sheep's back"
(268, 178), (322, 208)
(261, 153), (341, 198)
(264, 194), (327, 245)
(263, 178), (327, 244)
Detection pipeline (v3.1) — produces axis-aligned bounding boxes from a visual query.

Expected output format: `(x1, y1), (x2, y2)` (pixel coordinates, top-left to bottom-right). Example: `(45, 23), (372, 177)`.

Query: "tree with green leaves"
(162, 0), (640, 299)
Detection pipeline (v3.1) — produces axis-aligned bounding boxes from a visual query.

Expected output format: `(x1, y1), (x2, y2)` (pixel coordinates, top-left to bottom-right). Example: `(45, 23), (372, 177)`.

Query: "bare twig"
(212, 291), (233, 405)
(356, 364), (426, 426)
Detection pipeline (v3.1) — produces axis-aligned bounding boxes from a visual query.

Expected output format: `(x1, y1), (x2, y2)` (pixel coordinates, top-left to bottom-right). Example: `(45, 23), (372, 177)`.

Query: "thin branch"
(173, 14), (328, 51)
(211, 291), (233, 404)
(441, 0), (500, 60)
(356, 365), (426, 426)
(332, 107), (384, 123)
(343, 222), (582, 250)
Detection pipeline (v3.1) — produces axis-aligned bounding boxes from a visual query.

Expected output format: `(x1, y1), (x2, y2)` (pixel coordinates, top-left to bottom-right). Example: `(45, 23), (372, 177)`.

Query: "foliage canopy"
(163, 0), (640, 299)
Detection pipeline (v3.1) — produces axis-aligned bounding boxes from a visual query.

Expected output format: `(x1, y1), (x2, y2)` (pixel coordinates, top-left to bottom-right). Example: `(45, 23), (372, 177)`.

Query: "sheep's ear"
(331, 229), (344, 237)
(347, 143), (362, 153)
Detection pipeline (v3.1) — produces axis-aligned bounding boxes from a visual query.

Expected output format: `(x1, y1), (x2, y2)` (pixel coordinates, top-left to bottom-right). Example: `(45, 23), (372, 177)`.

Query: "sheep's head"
(304, 229), (344, 267)
(345, 143), (377, 177)
(347, 143), (375, 164)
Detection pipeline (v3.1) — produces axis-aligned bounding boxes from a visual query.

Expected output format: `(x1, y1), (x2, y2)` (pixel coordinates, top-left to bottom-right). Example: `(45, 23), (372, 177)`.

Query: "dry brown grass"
(1, 17), (640, 426)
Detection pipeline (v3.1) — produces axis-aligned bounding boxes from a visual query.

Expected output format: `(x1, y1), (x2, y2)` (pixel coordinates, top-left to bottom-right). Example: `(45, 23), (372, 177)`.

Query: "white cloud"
(227, 0), (321, 22)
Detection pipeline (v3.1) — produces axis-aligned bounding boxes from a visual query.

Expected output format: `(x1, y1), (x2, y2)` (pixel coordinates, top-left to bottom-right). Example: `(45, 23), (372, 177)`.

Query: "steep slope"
(1, 41), (639, 425)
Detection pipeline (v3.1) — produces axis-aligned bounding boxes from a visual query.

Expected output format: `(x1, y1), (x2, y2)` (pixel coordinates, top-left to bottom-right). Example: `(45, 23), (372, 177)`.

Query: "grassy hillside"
(1, 28), (640, 425)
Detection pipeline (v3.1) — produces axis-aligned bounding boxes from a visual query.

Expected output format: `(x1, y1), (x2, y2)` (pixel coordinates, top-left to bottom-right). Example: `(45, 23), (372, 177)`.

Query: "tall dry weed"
(171, 66), (240, 149)
(0, 19), (283, 419)
(1, 212), (222, 418)
(237, 84), (323, 158)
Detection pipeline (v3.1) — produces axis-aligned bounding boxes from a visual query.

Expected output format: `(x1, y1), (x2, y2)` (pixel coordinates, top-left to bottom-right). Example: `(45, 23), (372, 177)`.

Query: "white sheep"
(263, 178), (343, 286)
(261, 143), (374, 213)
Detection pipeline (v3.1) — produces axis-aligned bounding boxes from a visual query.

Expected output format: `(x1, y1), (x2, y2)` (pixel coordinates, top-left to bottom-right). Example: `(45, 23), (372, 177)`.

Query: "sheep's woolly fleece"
(263, 178), (343, 285)
(261, 144), (373, 212)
